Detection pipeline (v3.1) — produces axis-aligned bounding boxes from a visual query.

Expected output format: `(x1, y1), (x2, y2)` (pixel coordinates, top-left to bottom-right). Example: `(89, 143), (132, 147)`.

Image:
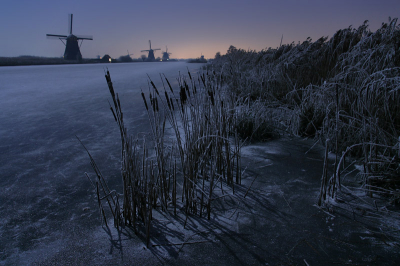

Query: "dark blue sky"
(1, 0), (399, 59)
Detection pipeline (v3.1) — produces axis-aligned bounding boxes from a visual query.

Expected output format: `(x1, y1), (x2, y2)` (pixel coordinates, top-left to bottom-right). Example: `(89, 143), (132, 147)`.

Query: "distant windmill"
(141, 40), (160, 62)
(119, 50), (134, 62)
(46, 14), (93, 60)
(161, 46), (171, 61)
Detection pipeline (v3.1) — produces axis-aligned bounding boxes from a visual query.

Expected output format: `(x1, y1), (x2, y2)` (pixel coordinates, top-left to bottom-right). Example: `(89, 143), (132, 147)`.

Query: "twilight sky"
(1, 0), (399, 59)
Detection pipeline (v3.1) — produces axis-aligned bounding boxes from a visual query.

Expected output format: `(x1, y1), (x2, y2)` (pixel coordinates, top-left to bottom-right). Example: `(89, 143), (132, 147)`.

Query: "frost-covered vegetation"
(83, 69), (241, 246)
(84, 18), (400, 246)
(211, 18), (400, 206)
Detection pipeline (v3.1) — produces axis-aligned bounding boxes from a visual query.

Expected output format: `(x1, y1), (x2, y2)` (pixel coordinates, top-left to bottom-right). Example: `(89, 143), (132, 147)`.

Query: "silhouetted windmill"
(161, 46), (171, 61)
(119, 50), (134, 62)
(46, 14), (93, 60)
(141, 40), (160, 62)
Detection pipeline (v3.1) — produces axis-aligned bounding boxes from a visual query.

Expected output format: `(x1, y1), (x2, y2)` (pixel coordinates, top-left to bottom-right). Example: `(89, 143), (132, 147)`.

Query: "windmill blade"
(68, 14), (73, 35)
(153, 48), (161, 51)
(75, 35), (93, 40)
(149, 40), (151, 49)
(46, 34), (68, 39)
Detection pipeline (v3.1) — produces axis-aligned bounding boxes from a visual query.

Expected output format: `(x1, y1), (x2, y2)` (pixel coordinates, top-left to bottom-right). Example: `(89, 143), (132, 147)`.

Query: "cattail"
(200, 74), (206, 86)
(152, 98), (156, 113)
(117, 94), (121, 109)
(149, 92), (153, 111)
(180, 86), (187, 105)
(165, 91), (171, 110)
(184, 81), (190, 97)
(163, 74), (174, 93)
(207, 90), (215, 106)
(155, 97), (159, 112)
(105, 70), (115, 98)
(149, 92), (156, 112)
(141, 91), (149, 111)
(109, 101), (117, 122)
(147, 75), (160, 96)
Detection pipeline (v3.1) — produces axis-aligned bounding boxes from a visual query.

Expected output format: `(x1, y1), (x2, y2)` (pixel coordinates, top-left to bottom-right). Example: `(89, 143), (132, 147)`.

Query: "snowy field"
(0, 62), (204, 263)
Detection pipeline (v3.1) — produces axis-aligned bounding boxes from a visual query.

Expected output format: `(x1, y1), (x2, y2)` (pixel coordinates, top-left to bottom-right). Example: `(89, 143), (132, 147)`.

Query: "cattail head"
(155, 97), (159, 112)
(207, 90), (215, 106)
(165, 91), (172, 110)
(180, 86), (187, 105)
(147, 74), (160, 96)
(184, 81), (190, 97)
(141, 91), (149, 111)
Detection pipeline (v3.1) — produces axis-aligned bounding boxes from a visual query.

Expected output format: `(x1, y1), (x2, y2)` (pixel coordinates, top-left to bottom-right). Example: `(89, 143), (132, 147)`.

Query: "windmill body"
(141, 40), (161, 62)
(47, 14), (93, 60)
(162, 46), (171, 61)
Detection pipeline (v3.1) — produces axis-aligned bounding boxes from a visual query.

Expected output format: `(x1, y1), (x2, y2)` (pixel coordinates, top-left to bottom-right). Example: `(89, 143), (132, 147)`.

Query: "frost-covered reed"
(84, 69), (242, 246)
(212, 17), (400, 205)
(141, 69), (242, 219)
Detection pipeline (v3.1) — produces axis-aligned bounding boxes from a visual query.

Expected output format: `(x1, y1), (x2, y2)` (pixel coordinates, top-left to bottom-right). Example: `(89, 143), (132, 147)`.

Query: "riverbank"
(0, 56), (103, 66)
(0, 56), (201, 67)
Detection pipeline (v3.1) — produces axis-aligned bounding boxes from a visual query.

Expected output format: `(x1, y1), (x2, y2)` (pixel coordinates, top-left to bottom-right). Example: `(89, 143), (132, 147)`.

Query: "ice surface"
(0, 62), (204, 264)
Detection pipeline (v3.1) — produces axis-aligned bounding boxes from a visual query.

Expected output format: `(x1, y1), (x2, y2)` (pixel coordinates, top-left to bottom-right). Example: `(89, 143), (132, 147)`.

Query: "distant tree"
(156, 57), (161, 61)
(227, 45), (238, 55)
(141, 55), (147, 61)
(215, 52), (221, 59)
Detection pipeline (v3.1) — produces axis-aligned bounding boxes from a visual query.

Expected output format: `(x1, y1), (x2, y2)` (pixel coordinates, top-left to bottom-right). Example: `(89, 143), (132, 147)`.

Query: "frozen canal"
(0, 62), (204, 263)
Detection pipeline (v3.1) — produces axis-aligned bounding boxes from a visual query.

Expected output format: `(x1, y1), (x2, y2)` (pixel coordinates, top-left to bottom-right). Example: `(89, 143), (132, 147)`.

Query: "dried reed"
(84, 69), (242, 246)
(212, 18), (400, 205)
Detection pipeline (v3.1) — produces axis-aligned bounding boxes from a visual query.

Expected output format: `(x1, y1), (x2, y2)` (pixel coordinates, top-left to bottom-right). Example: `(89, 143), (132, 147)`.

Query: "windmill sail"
(46, 34), (68, 39)
(68, 14), (73, 35)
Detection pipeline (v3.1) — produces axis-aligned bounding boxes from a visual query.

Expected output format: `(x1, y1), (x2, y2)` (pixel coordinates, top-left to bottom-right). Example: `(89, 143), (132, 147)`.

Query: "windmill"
(119, 50), (134, 62)
(141, 40), (160, 62)
(46, 14), (93, 60)
(161, 46), (171, 61)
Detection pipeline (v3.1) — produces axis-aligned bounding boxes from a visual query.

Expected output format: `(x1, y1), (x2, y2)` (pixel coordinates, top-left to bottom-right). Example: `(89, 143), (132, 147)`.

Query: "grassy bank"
(211, 18), (400, 206)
